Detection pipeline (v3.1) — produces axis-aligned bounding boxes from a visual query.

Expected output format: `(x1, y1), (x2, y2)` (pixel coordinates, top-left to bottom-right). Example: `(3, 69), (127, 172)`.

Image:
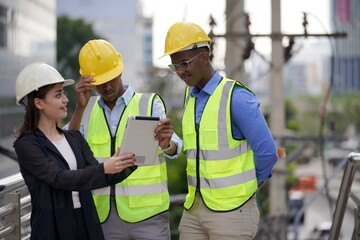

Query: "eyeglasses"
(168, 52), (204, 73)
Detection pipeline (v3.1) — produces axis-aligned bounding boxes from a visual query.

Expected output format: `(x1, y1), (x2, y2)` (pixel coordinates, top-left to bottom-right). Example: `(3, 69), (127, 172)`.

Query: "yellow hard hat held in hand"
(79, 39), (124, 85)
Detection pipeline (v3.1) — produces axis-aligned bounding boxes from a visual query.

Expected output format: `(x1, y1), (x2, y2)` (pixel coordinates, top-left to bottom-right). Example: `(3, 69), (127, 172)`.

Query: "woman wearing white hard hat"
(13, 62), (137, 240)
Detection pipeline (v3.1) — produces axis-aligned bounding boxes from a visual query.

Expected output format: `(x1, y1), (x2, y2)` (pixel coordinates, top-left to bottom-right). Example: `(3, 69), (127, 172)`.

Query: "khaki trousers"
(179, 193), (259, 240)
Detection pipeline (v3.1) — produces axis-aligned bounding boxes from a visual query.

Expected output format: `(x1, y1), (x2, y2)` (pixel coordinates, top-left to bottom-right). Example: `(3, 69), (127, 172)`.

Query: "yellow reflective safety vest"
(182, 78), (258, 211)
(84, 93), (169, 223)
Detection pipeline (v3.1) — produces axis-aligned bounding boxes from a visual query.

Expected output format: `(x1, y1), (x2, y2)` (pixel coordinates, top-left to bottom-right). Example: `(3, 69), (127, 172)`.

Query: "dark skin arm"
(69, 76), (95, 130)
(154, 118), (177, 155)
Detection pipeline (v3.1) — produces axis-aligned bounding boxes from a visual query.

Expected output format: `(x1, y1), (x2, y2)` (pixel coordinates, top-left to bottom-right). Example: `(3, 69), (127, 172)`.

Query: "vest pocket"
(89, 134), (109, 156)
(210, 184), (246, 199)
(129, 194), (163, 208)
(206, 164), (247, 199)
(201, 129), (218, 148)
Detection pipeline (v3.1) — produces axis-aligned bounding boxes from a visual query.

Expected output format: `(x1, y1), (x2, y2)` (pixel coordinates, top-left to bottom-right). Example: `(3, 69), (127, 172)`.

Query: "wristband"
(162, 141), (174, 152)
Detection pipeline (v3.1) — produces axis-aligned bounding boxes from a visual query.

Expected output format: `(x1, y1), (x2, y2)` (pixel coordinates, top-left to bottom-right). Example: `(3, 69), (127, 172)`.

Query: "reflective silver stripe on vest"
(92, 187), (110, 195)
(115, 182), (168, 196)
(184, 87), (192, 106)
(96, 155), (165, 165)
(185, 141), (251, 160)
(184, 81), (232, 148)
(218, 81), (232, 148)
(96, 157), (107, 164)
(83, 96), (98, 140)
(83, 93), (151, 139)
(187, 169), (256, 189)
(139, 93), (152, 115)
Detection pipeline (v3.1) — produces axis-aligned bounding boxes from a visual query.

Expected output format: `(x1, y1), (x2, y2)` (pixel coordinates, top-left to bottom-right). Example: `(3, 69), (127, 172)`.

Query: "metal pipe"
(329, 152), (360, 240)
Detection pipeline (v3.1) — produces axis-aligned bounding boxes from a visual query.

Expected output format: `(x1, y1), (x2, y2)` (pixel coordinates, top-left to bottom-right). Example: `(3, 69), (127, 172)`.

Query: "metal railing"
(5, 153), (360, 240)
(329, 152), (360, 240)
(0, 173), (31, 240)
(0, 172), (185, 240)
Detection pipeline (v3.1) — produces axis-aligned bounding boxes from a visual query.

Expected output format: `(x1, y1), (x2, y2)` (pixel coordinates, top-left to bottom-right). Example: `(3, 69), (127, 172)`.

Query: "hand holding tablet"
(120, 116), (160, 166)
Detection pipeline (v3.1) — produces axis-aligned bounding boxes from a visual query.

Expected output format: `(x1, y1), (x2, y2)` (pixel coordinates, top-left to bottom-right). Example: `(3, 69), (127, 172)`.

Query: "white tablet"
(119, 116), (160, 166)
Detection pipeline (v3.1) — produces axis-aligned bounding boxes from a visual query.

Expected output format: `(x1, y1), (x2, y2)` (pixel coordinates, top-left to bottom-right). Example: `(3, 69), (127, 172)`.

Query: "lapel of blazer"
(34, 128), (83, 169)
(34, 128), (62, 157)
(62, 130), (85, 169)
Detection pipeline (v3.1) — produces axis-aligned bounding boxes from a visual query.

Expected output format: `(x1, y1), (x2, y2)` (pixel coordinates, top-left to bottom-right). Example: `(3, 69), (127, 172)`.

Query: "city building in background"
(330, 0), (360, 94)
(142, 17), (153, 69)
(284, 39), (331, 97)
(0, 0), (56, 98)
(57, 0), (150, 91)
(0, 0), (56, 141)
(141, 17), (157, 85)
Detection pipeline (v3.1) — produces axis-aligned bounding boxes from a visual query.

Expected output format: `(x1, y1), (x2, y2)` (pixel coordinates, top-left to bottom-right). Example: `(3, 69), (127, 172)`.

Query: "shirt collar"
(97, 85), (134, 109)
(190, 71), (222, 96)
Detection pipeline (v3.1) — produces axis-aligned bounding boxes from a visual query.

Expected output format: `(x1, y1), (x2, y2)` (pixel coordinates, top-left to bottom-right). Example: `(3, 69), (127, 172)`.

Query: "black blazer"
(14, 128), (135, 240)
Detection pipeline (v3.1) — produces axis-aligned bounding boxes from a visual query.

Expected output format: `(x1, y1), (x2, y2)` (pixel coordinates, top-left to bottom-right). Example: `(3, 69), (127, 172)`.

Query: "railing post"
(350, 192), (360, 240)
(4, 192), (21, 240)
(329, 152), (360, 240)
(352, 207), (360, 240)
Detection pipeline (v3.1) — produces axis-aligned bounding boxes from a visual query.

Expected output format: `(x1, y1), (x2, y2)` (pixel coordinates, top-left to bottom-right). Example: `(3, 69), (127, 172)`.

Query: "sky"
(140, 0), (331, 68)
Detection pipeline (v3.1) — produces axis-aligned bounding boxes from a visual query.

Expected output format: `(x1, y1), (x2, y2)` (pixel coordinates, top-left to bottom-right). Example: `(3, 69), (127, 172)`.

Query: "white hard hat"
(15, 62), (74, 105)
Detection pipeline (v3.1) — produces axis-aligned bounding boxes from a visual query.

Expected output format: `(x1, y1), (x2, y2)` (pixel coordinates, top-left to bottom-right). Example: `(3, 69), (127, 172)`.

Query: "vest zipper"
(195, 126), (200, 191)
(195, 98), (200, 191)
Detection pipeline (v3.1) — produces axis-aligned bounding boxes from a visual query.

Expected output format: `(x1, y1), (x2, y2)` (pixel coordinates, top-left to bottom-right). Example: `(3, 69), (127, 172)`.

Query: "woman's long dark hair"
(13, 84), (55, 145)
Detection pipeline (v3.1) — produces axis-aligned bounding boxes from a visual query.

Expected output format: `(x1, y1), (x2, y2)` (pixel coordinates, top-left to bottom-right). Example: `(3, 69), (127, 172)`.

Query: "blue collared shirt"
(64, 85), (182, 159)
(190, 72), (277, 183)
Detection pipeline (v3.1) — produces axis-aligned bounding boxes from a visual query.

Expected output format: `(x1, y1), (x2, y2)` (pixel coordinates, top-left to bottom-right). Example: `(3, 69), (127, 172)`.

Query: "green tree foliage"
(57, 15), (102, 79)
(287, 94), (360, 138)
(285, 98), (299, 131)
(145, 73), (187, 239)
(327, 94), (360, 136)
(57, 15), (102, 123)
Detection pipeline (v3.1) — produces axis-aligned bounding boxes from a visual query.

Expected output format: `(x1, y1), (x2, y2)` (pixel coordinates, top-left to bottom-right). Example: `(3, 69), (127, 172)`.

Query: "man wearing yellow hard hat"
(161, 22), (278, 240)
(68, 39), (182, 239)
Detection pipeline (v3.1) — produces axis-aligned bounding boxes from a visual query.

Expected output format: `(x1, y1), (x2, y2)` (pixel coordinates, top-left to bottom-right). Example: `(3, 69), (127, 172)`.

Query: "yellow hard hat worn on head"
(161, 22), (212, 58)
(79, 39), (124, 85)
(15, 62), (74, 105)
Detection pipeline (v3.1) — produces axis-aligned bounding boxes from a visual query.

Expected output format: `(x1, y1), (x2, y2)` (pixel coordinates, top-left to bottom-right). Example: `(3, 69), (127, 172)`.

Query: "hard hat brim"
(89, 61), (124, 86)
(158, 41), (212, 59)
(15, 62), (75, 106)
(63, 79), (75, 86)
(15, 78), (75, 105)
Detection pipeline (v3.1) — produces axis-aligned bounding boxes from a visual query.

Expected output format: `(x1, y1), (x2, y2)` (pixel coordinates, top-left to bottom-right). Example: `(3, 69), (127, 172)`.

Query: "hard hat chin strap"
(20, 96), (28, 109)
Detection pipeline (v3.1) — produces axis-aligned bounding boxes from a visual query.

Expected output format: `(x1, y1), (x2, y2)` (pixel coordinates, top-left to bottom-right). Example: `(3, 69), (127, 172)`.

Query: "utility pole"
(268, 0), (287, 239)
(224, 0), (246, 83)
(208, 1), (347, 239)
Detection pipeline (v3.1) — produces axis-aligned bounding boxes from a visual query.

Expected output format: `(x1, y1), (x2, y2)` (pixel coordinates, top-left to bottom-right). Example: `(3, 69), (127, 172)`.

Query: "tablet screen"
(119, 116), (160, 165)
